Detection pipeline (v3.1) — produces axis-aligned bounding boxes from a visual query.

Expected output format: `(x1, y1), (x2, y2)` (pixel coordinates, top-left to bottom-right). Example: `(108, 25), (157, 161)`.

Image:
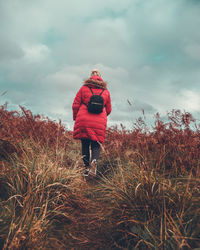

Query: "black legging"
(81, 139), (101, 167)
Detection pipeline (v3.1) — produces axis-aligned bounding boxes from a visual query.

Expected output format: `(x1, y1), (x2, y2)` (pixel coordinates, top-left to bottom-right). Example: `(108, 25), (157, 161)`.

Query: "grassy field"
(0, 104), (200, 249)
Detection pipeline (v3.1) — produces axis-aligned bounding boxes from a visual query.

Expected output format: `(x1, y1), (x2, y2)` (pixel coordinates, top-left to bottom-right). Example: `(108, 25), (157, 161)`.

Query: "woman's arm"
(72, 87), (82, 120)
(105, 91), (112, 116)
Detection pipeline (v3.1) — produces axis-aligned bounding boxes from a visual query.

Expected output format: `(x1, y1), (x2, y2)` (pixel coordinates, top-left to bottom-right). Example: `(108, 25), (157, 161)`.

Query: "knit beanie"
(91, 69), (101, 77)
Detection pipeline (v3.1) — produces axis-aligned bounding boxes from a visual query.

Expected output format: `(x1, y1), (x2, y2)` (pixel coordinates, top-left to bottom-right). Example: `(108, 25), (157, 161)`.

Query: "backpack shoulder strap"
(88, 86), (105, 96)
(88, 87), (94, 95)
(99, 88), (105, 96)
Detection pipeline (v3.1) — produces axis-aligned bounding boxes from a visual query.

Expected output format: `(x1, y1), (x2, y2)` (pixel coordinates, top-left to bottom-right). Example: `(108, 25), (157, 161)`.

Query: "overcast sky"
(1, 0), (200, 130)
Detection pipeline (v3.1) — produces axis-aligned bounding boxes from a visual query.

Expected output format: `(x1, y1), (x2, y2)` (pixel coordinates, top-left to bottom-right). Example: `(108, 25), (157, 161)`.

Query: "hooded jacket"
(72, 76), (112, 143)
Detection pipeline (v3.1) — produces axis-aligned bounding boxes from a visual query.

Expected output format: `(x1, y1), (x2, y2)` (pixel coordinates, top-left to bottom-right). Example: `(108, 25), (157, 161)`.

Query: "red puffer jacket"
(72, 77), (112, 143)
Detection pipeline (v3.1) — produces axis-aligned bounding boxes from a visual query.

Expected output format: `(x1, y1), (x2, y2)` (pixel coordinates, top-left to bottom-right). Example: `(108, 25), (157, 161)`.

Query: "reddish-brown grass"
(0, 104), (199, 249)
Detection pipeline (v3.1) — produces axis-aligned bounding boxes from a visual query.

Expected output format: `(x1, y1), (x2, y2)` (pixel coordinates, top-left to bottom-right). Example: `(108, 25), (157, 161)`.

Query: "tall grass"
(95, 161), (199, 249)
(0, 105), (200, 249)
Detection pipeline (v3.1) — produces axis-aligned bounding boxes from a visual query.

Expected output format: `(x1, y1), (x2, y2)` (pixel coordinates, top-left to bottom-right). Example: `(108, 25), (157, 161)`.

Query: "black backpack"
(83, 87), (105, 114)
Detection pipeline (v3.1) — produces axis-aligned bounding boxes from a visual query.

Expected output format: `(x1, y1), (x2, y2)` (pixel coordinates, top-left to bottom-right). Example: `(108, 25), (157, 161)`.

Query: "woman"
(72, 69), (112, 176)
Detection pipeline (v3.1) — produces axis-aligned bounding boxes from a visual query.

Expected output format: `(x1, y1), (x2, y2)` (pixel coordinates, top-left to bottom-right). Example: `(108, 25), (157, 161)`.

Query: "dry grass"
(0, 105), (200, 249)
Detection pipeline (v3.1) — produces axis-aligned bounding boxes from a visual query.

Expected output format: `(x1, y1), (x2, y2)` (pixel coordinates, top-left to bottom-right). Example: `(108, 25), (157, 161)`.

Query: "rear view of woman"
(72, 69), (112, 176)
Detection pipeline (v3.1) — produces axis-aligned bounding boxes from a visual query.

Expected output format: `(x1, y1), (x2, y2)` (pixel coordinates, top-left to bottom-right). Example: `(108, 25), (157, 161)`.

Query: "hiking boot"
(83, 168), (90, 177)
(90, 159), (97, 176)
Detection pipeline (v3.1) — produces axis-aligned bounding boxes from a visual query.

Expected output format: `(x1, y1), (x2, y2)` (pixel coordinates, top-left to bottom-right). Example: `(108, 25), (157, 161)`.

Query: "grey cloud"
(131, 100), (157, 113)
(114, 99), (156, 112)
(0, 39), (24, 61)
(110, 110), (136, 122)
(125, 0), (200, 70)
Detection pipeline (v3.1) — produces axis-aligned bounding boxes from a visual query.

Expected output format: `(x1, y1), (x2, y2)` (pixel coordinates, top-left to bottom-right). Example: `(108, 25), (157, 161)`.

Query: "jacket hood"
(84, 78), (107, 89)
